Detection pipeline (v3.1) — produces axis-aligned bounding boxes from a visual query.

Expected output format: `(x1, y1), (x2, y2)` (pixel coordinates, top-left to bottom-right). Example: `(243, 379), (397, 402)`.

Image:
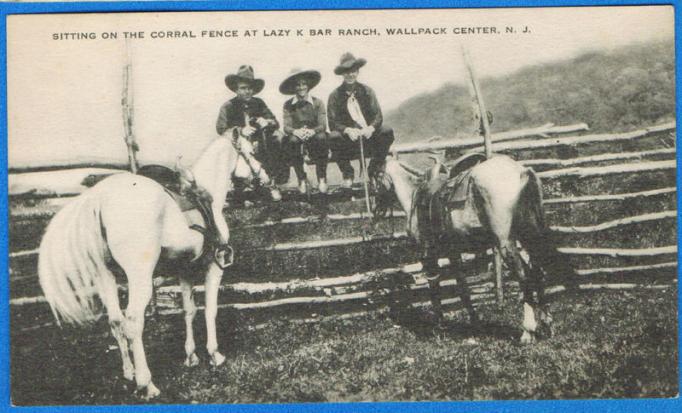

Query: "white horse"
(374, 156), (575, 343)
(38, 135), (267, 399)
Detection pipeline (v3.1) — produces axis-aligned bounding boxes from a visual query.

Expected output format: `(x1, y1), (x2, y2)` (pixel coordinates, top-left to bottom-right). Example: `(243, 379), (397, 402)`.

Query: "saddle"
(138, 165), (232, 269)
(138, 165), (199, 211)
(413, 153), (487, 253)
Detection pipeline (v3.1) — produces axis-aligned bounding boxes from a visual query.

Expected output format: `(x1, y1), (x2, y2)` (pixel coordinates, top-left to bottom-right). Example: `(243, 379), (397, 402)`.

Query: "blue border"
(1, 0), (680, 412)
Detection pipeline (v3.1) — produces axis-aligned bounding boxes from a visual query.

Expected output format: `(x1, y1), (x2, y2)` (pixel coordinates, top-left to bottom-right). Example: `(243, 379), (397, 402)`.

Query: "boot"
(298, 179), (308, 194)
(270, 187), (282, 202)
(318, 178), (328, 194)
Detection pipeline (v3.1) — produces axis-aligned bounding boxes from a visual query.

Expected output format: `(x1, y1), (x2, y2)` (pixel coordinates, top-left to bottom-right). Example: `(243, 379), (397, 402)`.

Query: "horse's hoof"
(210, 351), (226, 367)
(140, 383), (161, 400)
(539, 314), (554, 338)
(424, 309), (444, 325)
(538, 321), (553, 339)
(520, 331), (536, 344)
(123, 367), (135, 382)
(184, 353), (200, 367)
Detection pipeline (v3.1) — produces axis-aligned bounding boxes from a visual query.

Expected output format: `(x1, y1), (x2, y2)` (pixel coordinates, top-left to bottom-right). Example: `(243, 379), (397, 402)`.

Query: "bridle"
(180, 179), (234, 270)
(231, 133), (265, 178)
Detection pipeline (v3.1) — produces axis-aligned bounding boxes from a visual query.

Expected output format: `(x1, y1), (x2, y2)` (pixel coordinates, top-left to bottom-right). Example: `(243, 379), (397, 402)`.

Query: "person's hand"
(256, 117), (271, 128)
(293, 128), (305, 140)
(344, 127), (360, 141)
(241, 125), (256, 137)
(301, 128), (314, 140)
(361, 126), (375, 139)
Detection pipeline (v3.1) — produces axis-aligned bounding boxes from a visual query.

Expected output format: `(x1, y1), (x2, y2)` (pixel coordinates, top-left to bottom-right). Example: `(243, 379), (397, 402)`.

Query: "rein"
(231, 128), (267, 183)
(177, 188), (234, 270)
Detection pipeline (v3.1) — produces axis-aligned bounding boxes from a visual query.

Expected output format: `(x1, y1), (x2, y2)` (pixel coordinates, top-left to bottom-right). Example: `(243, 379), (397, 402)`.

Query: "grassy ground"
(11, 287), (678, 405)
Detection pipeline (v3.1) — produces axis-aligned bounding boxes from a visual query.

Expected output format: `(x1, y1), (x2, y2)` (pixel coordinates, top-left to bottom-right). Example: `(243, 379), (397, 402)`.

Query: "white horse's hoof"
(184, 353), (200, 367)
(520, 331), (536, 344)
(123, 367), (135, 381)
(210, 351), (226, 367)
(141, 383), (161, 400)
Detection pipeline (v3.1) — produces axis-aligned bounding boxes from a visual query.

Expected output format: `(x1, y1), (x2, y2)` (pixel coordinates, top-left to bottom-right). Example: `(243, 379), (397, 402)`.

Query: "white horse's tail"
(38, 191), (112, 326)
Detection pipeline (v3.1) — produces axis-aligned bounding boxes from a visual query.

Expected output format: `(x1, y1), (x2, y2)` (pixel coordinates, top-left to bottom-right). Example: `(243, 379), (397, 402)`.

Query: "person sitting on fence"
(327, 53), (394, 189)
(216, 65), (285, 201)
(280, 68), (330, 194)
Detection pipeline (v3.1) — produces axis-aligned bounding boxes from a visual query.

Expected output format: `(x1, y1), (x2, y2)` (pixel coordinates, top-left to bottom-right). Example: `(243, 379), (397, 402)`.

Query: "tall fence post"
(462, 46), (503, 303)
(122, 39), (139, 174)
(462, 46), (493, 159)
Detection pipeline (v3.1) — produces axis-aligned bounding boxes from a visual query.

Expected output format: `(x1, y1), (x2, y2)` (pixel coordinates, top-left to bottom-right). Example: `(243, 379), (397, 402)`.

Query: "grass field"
(10, 287), (678, 405)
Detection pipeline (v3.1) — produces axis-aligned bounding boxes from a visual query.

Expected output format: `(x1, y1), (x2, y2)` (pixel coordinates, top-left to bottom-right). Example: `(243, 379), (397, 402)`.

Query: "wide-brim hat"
(225, 65), (265, 95)
(279, 69), (322, 95)
(334, 52), (367, 75)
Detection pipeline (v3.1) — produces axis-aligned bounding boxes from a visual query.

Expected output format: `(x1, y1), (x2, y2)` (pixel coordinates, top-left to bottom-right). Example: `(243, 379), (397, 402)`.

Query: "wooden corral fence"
(8, 121), (678, 330)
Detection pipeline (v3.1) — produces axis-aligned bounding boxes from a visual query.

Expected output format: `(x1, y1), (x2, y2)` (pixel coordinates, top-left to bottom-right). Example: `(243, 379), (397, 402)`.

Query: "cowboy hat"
(225, 65), (265, 94)
(334, 52), (367, 75)
(279, 68), (322, 95)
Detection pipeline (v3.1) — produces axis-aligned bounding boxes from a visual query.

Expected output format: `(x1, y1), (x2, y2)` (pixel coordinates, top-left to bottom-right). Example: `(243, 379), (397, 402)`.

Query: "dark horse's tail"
(516, 169), (578, 289)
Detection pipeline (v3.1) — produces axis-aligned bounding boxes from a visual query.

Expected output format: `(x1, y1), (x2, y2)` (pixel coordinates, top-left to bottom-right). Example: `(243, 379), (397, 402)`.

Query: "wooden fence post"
(122, 39), (139, 173)
(493, 247), (504, 304)
(462, 46), (503, 303)
(462, 47), (493, 159)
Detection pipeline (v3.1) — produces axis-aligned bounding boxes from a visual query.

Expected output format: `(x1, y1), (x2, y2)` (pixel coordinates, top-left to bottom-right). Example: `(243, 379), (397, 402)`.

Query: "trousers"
(328, 125), (394, 179)
(280, 131), (329, 183)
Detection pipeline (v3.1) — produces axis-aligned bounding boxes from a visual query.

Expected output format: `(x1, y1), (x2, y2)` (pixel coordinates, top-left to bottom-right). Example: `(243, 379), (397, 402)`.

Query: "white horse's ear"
(174, 156), (184, 171)
(175, 156), (196, 184)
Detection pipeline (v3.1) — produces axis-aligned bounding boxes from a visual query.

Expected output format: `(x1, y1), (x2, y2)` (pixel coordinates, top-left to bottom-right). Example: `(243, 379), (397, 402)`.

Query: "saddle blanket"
(414, 166), (479, 255)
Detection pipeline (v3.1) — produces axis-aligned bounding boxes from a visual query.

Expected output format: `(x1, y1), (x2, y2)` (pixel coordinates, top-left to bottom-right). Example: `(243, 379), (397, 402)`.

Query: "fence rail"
(9, 202), (675, 259)
(391, 122), (590, 154)
(522, 147), (675, 168)
(537, 160), (675, 179)
(473, 122), (675, 154)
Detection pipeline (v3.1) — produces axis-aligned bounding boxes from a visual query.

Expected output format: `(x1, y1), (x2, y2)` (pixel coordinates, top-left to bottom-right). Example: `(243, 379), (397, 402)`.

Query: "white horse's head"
(231, 136), (270, 184)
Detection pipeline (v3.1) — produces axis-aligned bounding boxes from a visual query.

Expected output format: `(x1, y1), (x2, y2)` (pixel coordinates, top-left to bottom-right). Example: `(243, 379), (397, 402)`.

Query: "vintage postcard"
(5, 5), (678, 407)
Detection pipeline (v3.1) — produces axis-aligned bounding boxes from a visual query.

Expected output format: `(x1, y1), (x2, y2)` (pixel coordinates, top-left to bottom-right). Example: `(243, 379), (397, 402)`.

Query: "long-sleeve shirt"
(216, 96), (279, 136)
(282, 95), (327, 135)
(327, 82), (383, 134)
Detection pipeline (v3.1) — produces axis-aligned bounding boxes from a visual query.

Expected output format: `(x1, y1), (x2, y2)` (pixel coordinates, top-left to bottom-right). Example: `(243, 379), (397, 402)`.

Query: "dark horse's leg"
(447, 251), (478, 323)
(535, 270), (553, 338)
(423, 254), (444, 322)
(523, 257), (553, 338)
(499, 239), (539, 344)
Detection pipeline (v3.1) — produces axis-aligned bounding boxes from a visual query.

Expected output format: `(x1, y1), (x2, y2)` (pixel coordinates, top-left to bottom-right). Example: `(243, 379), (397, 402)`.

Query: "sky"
(7, 6), (674, 167)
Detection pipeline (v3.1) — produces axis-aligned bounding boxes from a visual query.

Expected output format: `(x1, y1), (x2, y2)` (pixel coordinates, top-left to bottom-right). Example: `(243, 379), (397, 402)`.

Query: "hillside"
(386, 40), (675, 143)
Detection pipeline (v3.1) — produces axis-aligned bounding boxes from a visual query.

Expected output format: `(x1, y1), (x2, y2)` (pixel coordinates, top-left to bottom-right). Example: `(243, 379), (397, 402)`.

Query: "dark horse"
(373, 155), (574, 343)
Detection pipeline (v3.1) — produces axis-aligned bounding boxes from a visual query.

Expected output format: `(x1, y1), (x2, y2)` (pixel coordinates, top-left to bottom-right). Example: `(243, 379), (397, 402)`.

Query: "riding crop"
(358, 136), (372, 215)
